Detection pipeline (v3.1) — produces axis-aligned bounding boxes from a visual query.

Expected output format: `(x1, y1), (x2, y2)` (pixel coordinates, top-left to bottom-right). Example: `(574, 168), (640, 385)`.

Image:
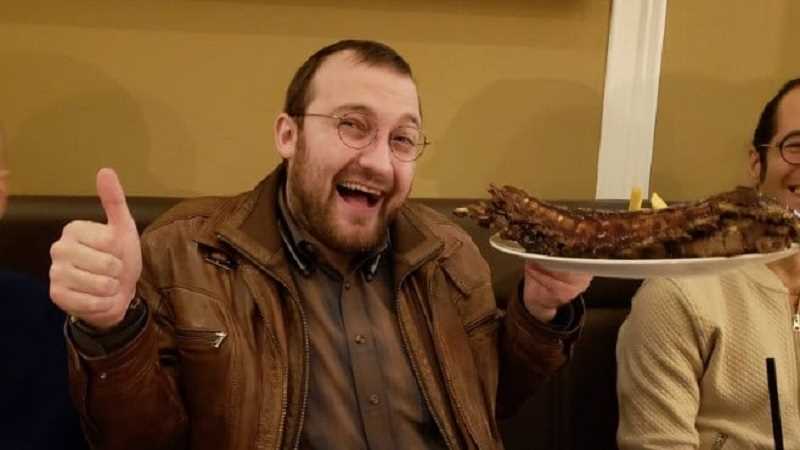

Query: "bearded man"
(49, 40), (591, 450)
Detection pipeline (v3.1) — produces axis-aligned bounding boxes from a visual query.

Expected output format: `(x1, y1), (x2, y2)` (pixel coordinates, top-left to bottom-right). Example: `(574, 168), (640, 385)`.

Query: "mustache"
(335, 166), (393, 191)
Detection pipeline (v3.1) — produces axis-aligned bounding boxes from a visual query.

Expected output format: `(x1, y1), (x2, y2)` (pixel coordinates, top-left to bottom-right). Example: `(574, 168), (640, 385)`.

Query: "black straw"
(766, 358), (784, 450)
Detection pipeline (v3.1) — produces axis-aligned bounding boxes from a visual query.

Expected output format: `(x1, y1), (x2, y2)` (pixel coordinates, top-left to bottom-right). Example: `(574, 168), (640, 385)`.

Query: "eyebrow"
(331, 103), (421, 128)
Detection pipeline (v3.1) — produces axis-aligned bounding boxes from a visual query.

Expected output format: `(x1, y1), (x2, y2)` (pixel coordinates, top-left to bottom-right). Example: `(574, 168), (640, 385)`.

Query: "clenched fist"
(50, 168), (142, 331)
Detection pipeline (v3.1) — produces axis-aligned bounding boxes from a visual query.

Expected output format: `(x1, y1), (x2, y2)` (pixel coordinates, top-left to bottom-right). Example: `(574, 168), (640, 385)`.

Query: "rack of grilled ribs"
(453, 185), (800, 259)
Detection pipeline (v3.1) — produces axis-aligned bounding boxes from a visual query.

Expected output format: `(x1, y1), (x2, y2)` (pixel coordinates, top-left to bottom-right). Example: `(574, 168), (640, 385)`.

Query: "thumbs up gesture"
(50, 168), (143, 331)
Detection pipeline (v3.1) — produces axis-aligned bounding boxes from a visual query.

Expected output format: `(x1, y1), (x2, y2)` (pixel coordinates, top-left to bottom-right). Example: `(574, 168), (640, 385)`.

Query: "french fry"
(651, 192), (668, 210)
(628, 186), (643, 211)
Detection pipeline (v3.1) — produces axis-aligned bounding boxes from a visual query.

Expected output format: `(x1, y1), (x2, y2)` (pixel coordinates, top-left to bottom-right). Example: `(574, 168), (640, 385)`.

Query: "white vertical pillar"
(595, 0), (668, 199)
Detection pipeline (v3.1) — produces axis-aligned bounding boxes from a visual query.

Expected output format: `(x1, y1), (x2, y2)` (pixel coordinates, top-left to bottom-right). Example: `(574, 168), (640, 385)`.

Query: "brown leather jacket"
(66, 165), (582, 450)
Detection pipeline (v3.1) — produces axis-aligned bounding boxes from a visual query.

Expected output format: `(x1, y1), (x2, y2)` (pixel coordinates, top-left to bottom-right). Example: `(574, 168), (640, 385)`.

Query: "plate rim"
(489, 234), (800, 273)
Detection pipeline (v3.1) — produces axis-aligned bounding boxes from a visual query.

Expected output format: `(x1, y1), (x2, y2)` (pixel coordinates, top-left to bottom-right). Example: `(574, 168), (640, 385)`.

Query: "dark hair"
(283, 40), (414, 122)
(752, 78), (800, 181)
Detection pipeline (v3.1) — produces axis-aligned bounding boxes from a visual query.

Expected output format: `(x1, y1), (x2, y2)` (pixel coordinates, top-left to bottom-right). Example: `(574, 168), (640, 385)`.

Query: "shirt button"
(99, 372), (108, 380)
(355, 334), (367, 344)
(344, 281), (352, 290)
(368, 394), (380, 405)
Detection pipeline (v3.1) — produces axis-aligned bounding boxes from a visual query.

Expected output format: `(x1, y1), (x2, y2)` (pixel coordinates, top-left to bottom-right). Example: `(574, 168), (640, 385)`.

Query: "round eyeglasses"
(294, 112), (429, 162)
(758, 130), (800, 165)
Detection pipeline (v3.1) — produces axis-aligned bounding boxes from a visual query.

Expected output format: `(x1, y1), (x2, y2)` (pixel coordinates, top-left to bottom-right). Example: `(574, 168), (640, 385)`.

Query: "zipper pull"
(793, 313), (800, 332)
(213, 331), (228, 348)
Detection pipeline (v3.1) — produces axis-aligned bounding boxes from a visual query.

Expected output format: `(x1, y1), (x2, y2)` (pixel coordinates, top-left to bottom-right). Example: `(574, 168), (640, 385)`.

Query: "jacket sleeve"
(495, 280), (584, 418)
(68, 299), (147, 357)
(616, 277), (705, 450)
(66, 271), (187, 450)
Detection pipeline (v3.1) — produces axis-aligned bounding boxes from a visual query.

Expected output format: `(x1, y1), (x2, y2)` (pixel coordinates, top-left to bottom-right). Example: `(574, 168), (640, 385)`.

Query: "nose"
(356, 131), (394, 175)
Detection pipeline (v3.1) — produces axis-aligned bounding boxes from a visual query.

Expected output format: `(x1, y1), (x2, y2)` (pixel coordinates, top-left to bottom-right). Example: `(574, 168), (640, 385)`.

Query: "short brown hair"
(283, 40), (414, 120)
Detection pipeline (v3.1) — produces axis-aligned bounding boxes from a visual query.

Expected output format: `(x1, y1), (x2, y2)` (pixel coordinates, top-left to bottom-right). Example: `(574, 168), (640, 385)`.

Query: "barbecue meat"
(453, 185), (800, 259)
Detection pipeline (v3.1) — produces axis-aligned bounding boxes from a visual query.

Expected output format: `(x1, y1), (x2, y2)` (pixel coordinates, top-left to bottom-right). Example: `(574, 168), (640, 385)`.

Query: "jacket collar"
(390, 202), (446, 284)
(200, 163), (445, 284)
(186, 163), (292, 291)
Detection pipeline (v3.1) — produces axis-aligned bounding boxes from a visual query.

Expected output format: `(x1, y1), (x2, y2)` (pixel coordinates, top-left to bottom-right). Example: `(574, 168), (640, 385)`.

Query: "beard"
(285, 136), (400, 254)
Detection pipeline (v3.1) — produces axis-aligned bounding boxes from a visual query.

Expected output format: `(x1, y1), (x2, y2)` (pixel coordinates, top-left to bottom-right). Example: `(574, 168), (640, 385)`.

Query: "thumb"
(96, 168), (134, 231)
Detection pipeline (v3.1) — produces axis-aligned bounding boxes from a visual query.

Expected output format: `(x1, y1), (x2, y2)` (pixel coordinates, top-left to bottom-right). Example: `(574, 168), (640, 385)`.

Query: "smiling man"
(616, 78), (800, 449)
(49, 40), (590, 450)
(275, 51), (419, 270)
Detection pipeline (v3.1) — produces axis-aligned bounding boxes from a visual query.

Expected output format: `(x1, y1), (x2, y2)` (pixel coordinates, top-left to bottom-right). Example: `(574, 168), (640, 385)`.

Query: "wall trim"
(595, 0), (668, 199)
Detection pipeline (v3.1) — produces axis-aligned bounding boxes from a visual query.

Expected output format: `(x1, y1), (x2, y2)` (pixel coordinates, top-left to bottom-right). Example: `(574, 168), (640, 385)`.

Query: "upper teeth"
(340, 182), (381, 196)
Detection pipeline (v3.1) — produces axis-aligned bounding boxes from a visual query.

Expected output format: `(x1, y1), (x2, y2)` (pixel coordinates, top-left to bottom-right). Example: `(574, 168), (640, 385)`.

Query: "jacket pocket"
(172, 324), (236, 449)
(710, 432), (728, 450)
(175, 328), (228, 349)
(464, 310), (501, 337)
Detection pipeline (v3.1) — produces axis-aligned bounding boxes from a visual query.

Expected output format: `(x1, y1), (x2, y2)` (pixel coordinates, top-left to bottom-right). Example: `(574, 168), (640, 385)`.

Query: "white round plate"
(490, 235), (800, 279)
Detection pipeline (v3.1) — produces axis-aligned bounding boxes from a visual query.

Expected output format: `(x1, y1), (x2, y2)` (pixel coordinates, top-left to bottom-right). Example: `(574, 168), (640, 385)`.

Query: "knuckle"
(61, 221), (75, 236)
(49, 240), (65, 259)
(49, 285), (60, 301)
(49, 286), (67, 305)
(49, 264), (60, 281)
(62, 220), (82, 237)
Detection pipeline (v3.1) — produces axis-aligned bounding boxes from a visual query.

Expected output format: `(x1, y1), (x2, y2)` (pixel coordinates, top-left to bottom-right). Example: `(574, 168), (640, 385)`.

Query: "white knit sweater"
(616, 263), (800, 450)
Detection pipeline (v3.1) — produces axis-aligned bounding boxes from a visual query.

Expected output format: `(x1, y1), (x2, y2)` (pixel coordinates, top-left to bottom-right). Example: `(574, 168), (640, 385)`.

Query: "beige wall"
(0, 0), (610, 199)
(652, 0), (800, 200)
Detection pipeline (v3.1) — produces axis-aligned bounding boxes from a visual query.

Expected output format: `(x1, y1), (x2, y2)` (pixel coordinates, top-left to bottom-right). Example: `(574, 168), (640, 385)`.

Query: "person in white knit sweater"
(617, 78), (800, 450)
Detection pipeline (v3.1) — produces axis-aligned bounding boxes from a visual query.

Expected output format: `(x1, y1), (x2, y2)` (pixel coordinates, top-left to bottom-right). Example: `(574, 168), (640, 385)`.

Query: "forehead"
(306, 51), (420, 123)
(776, 87), (800, 138)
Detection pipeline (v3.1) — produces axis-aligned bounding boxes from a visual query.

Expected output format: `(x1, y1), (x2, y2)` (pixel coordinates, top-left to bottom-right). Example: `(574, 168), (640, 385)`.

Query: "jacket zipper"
(396, 280), (457, 450)
(425, 273), (488, 450)
(251, 304), (288, 450)
(174, 328), (228, 348)
(465, 311), (499, 335)
(216, 234), (309, 450)
(290, 299), (310, 450)
(794, 294), (800, 431)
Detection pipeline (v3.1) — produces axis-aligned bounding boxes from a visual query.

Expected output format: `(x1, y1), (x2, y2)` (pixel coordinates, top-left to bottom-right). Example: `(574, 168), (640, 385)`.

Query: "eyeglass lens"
(337, 114), (423, 161)
(781, 132), (800, 164)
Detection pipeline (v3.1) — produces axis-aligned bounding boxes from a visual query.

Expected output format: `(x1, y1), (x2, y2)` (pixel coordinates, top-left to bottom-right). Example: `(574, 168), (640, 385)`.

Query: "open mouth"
(336, 182), (383, 208)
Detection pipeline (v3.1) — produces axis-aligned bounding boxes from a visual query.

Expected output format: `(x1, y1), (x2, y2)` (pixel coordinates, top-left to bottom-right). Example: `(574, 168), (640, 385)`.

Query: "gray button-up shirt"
(278, 190), (446, 450)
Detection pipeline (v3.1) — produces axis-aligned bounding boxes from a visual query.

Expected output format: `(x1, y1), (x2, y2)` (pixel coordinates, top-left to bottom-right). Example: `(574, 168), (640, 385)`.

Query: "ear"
(274, 113), (299, 159)
(747, 147), (762, 186)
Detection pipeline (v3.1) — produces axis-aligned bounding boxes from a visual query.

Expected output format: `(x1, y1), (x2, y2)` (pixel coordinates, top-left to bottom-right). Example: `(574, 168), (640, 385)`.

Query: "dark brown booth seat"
(0, 195), (640, 450)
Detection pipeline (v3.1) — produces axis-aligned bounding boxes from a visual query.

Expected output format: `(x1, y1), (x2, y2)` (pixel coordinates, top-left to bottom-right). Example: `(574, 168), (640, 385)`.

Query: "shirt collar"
(277, 184), (389, 278)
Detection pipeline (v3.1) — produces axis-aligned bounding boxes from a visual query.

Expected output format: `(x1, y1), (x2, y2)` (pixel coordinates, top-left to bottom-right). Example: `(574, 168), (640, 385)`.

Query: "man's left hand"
(522, 262), (592, 323)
